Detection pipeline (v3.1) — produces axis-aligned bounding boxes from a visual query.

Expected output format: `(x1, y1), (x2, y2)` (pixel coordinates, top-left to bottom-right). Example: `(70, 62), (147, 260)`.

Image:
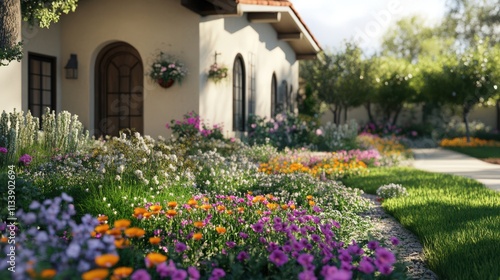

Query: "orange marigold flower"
(0, 236), (8, 243)
(247, 191), (253, 195)
(308, 200), (316, 206)
(114, 219), (131, 229)
(97, 215), (108, 223)
(266, 194), (274, 199)
(95, 254), (120, 268)
(149, 236), (161, 245)
(281, 204), (288, 210)
(267, 203), (278, 210)
(149, 205), (162, 212)
(114, 238), (130, 249)
(193, 232), (203, 240)
(106, 228), (122, 238)
(203, 197), (209, 202)
(188, 199), (198, 206)
(252, 195), (265, 203)
(215, 226), (226, 234)
(226, 210), (233, 215)
(193, 221), (205, 228)
(95, 224), (110, 234)
(290, 204), (296, 210)
(40, 268), (57, 279)
(124, 227), (146, 238)
(146, 252), (167, 268)
(167, 201), (178, 208)
(200, 204), (212, 211)
(113, 267), (133, 279)
(133, 207), (148, 217)
(306, 195), (313, 200)
(237, 207), (244, 213)
(166, 210), (177, 217)
(216, 205), (226, 212)
(82, 268), (109, 280)
(143, 212), (153, 219)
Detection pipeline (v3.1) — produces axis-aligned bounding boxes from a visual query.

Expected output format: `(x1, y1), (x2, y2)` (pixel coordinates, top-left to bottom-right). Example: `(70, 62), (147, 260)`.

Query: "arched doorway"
(95, 42), (143, 136)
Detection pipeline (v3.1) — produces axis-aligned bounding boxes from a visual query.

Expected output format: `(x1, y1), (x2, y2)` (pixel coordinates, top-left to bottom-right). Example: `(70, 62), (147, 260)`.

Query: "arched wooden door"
(95, 42), (143, 136)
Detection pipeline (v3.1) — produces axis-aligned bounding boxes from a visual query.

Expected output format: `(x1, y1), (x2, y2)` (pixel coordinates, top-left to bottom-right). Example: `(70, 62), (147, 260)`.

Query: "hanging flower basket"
(157, 78), (175, 88)
(208, 63), (228, 83)
(148, 52), (188, 89)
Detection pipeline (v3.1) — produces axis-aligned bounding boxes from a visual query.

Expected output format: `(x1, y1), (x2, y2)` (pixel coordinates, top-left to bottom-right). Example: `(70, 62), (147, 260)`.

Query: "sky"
(292, 0), (448, 54)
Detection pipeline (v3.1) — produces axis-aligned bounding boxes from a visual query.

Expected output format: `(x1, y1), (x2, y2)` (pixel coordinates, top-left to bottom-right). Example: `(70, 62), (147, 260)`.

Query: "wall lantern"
(64, 54), (78, 79)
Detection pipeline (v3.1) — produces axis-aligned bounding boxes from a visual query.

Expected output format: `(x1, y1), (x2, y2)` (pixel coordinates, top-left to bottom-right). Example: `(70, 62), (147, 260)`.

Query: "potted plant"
(208, 62), (228, 83)
(149, 52), (188, 88)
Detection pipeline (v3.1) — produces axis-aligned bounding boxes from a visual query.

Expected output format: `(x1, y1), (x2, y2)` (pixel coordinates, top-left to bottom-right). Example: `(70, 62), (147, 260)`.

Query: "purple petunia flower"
(0, 147), (7, 154)
(239, 232), (249, 239)
(19, 154), (32, 165)
(251, 222), (264, 233)
(187, 266), (200, 280)
(269, 249), (288, 267)
(390, 236), (400, 246)
(358, 257), (375, 274)
(367, 240), (379, 250)
(175, 242), (187, 252)
(209, 268), (226, 280)
(131, 269), (152, 280)
(297, 253), (314, 268)
(226, 241), (236, 248)
(299, 270), (317, 280)
(375, 247), (396, 268)
(171, 269), (188, 280)
(237, 251), (249, 262)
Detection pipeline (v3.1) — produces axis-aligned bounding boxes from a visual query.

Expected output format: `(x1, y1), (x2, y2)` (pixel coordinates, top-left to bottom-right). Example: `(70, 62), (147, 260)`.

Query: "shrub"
(166, 111), (223, 140)
(314, 120), (359, 151)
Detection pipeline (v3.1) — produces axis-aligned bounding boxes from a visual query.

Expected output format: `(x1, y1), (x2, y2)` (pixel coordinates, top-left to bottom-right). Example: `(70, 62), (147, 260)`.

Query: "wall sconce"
(65, 54), (78, 79)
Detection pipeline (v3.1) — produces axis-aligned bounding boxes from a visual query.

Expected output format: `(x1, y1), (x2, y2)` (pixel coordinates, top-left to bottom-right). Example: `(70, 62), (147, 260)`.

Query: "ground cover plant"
(342, 167), (500, 280)
(0, 110), (410, 279)
(440, 137), (500, 164)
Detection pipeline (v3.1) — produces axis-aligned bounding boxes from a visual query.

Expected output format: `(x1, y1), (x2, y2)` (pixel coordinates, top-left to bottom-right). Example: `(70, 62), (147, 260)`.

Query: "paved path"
(412, 148), (500, 191)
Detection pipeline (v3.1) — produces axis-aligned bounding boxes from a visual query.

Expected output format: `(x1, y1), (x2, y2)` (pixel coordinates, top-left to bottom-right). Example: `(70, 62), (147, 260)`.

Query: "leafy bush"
(314, 120), (359, 151)
(166, 111), (223, 140)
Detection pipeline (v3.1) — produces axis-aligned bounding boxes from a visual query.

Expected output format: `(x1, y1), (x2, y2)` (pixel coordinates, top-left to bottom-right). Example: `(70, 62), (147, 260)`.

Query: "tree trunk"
(392, 106), (402, 126)
(0, 0), (21, 51)
(365, 102), (375, 123)
(463, 105), (471, 143)
(343, 106), (348, 124)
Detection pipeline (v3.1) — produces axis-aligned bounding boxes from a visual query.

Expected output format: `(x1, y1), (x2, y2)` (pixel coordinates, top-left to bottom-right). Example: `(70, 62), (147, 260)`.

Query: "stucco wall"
(58, 0), (200, 138)
(0, 61), (21, 114)
(199, 15), (299, 137)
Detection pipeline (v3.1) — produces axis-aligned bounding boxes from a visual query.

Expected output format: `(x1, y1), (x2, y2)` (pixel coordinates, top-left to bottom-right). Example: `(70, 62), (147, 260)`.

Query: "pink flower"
(160, 66), (167, 72)
(0, 147), (7, 154)
(316, 129), (323, 136)
(19, 154), (32, 165)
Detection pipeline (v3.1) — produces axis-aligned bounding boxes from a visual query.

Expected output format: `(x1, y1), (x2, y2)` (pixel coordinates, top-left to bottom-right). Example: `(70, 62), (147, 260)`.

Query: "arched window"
(271, 73), (277, 116)
(233, 55), (246, 131)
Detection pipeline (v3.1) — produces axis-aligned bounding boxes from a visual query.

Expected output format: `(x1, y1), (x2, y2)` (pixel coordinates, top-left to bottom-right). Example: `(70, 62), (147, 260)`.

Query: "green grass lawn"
(445, 146), (500, 159)
(342, 167), (500, 280)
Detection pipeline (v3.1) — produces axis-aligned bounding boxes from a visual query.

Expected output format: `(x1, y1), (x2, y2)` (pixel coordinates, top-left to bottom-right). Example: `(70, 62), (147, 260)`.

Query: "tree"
(0, 0), (78, 66)
(370, 57), (417, 126)
(300, 41), (373, 124)
(424, 38), (499, 141)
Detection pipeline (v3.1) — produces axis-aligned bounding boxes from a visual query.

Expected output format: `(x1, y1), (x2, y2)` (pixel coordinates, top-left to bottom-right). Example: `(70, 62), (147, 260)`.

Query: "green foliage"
(343, 167), (500, 280)
(21, 0), (78, 28)
(445, 146), (500, 159)
(0, 41), (23, 66)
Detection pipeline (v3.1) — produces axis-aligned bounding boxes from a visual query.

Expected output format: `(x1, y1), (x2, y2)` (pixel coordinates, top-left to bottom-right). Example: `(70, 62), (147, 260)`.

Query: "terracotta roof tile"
(236, 0), (321, 51)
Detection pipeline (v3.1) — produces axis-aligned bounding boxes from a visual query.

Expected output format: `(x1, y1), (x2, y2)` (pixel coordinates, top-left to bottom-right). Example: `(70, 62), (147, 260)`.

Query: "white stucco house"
(0, 0), (321, 138)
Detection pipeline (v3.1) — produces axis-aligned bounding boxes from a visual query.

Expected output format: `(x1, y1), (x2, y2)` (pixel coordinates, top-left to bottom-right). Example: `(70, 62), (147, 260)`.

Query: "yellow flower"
(113, 267), (133, 279)
(40, 268), (57, 279)
(193, 232), (203, 240)
(82, 268), (109, 280)
(215, 226), (226, 234)
(124, 227), (146, 238)
(95, 254), (120, 268)
(306, 195), (313, 200)
(114, 219), (131, 229)
(266, 203), (278, 210)
(149, 236), (161, 245)
(146, 252), (167, 267)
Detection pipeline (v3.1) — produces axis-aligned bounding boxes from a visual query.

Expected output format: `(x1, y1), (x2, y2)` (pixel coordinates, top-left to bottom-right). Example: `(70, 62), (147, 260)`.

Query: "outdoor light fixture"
(65, 54), (78, 79)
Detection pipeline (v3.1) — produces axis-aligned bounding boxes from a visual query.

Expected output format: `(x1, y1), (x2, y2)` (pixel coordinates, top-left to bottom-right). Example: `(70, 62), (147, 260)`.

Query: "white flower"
(117, 165), (125, 174)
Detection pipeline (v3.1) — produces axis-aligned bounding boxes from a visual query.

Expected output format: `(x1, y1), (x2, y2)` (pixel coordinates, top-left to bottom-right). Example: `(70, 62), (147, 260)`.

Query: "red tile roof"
(236, 0), (321, 50)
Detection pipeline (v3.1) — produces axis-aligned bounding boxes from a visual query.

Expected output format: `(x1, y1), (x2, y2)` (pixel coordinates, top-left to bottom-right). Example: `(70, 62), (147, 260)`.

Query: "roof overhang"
(181, 0), (321, 60)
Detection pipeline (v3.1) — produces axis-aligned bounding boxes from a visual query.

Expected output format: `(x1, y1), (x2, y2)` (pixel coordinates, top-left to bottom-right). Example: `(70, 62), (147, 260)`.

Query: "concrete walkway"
(412, 148), (500, 191)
